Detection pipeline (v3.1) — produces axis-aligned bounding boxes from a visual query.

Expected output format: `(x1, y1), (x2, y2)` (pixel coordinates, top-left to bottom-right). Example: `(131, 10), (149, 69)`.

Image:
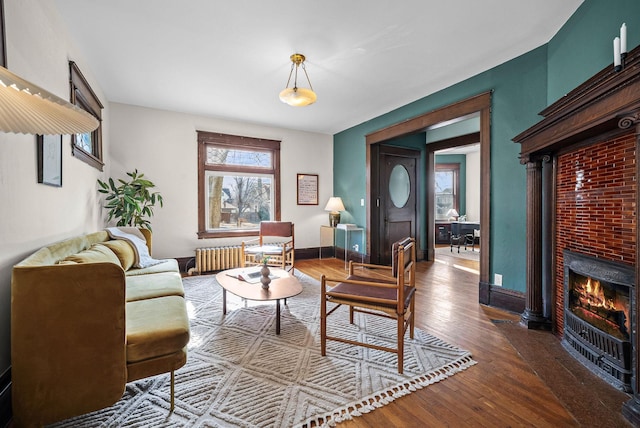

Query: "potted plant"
(97, 169), (163, 231)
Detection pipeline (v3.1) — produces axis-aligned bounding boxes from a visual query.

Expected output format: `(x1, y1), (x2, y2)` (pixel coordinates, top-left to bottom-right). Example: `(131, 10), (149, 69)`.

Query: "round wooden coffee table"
(215, 267), (303, 334)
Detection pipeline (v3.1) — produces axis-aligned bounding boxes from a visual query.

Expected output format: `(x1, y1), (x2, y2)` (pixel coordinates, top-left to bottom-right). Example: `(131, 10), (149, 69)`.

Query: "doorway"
(366, 92), (491, 287)
(370, 145), (420, 265)
(433, 141), (481, 268)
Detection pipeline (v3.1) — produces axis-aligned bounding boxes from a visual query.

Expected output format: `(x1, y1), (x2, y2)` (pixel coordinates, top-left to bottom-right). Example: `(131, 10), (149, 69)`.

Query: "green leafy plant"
(97, 169), (163, 231)
(255, 253), (271, 265)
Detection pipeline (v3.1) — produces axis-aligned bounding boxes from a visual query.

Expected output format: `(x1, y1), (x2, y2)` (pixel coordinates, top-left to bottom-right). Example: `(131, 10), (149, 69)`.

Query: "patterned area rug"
(51, 272), (475, 428)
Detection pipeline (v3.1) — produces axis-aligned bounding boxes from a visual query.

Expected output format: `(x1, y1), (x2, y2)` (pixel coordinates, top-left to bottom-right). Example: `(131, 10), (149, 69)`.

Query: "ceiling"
(52, 1), (583, 136)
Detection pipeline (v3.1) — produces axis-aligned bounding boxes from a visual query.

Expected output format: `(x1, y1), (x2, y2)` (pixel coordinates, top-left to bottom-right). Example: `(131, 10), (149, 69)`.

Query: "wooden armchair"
(320, 237), (416, 373)
(241, 221), (295, 273)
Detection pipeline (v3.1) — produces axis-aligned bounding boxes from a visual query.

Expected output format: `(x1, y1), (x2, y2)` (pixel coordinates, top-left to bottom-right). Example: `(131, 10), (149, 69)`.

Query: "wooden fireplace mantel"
(514, 44), (640, 162)
(513, 44), (640, 425)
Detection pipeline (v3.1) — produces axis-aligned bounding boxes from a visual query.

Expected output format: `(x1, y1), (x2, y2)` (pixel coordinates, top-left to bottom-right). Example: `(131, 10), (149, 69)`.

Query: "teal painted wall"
(333, 0), (636, 293)
(547, 0), (640, 104)
(334, 45), (547, 292)
(336, 133), (427, 250)
(435, 154), (467, 217)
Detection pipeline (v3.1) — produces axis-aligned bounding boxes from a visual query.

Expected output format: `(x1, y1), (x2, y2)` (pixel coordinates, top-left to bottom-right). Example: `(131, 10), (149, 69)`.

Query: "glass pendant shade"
(279, 87), (317, 107)
(280, 53), (316, 107)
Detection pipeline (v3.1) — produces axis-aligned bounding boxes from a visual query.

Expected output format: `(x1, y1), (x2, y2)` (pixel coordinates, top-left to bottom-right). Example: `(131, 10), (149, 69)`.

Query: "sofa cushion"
(103, 240), (136, 271)
(125, 296), (190, 363)
(63, 243), (121, 266)
(126, 272), (185, 302)
(125, 258), (180, 276)
(106, 227), (162, 269)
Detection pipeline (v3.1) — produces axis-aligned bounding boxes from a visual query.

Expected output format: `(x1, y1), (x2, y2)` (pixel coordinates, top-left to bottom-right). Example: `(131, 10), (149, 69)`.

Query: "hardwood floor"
(296, 253), (583, 427)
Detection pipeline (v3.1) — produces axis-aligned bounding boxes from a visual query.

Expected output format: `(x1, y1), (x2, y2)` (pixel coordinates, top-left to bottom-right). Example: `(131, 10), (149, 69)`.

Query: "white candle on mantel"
(621, 23), (628, 54)
(614, 37), (621, 66)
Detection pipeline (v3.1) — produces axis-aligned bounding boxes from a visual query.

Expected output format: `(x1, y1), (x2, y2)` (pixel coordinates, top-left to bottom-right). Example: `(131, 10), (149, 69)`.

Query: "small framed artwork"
(297, 173), (318, 205)
(0, 0), (6, 67)
(37, 134), (62, 187)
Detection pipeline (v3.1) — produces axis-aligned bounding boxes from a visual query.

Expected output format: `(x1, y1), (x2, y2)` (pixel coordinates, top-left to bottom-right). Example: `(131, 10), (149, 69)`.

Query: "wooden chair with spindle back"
(241, 221), (295, 273)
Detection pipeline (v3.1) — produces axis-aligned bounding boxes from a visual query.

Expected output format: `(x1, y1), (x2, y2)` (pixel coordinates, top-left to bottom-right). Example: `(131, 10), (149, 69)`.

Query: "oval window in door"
(389, 164), (410, 208)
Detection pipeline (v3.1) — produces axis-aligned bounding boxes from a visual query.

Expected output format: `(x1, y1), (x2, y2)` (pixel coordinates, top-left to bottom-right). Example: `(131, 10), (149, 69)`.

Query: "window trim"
(69, 61), (104, 171)
(197, 131), (281, 239)
(435, 163), (460, 220)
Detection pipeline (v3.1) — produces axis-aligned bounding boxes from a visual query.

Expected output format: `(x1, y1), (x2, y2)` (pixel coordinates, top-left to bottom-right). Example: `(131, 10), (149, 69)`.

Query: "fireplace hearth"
(563, 250), (635, 392)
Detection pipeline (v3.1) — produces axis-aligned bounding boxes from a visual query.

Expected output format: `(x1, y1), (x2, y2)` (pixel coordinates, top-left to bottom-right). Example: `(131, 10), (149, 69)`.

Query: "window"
(198, 131), (281, 238)
(435, 163), (460, 220)
(69, 61), (104, 170)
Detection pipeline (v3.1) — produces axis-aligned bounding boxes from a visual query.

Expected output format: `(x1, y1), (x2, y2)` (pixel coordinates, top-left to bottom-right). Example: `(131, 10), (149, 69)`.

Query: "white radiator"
(194, 246), (243, 273)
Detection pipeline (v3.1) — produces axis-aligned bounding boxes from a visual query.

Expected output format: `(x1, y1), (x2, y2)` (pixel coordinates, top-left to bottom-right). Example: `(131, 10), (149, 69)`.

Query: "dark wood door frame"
(366, 91), (491, 285)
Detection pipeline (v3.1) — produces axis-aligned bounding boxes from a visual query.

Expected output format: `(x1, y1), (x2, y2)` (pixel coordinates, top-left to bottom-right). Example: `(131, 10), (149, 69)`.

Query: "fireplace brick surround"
(555, 134), (636, 335)
(514, 44), (640, 424)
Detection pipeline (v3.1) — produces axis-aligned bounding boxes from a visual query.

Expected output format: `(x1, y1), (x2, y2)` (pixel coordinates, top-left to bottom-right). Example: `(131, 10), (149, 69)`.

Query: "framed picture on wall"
(0, 0), (6, 67)
(37, 135), (62, 187)
(297, 173), (318, 205)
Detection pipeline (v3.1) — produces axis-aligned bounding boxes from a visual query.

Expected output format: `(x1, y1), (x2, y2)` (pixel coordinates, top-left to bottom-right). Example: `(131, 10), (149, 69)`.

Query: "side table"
(320, 225), (364, 268)
(319, 225), (336, 259)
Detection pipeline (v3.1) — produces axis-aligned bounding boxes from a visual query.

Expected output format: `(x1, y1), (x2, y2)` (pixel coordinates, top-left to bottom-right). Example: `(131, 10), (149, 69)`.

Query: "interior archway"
(365, 91), (491, 286)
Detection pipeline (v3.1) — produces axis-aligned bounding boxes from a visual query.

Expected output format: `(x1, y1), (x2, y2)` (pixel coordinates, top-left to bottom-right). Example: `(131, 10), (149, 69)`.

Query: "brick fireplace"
(550, 121), (638, 392)
(555, 134), (636, 335)
(554, 134), (637, 391)
(514, 45), (640, 424)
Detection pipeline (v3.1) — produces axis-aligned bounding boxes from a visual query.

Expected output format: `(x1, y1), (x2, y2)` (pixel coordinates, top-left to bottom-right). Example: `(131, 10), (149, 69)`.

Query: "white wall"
(0, 0), (111, 372)
(107, 103), (334, 258)
(0, 0), (333, 377)
(465, 150), (481, 222)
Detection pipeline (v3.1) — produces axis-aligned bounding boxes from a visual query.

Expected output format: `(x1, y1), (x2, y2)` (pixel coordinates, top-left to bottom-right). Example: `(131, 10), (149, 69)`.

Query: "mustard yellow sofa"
(11, 229), (190, 427)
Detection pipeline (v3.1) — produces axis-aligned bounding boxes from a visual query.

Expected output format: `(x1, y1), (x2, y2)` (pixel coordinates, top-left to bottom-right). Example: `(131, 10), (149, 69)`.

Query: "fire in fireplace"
(563, 250), (635, 392)
(568, 271), (630, 341)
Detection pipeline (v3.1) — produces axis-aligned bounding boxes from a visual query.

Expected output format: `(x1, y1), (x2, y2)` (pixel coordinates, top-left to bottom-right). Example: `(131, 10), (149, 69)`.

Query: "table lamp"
(324, 197), (345, 227)
(447, 208), (459, 221)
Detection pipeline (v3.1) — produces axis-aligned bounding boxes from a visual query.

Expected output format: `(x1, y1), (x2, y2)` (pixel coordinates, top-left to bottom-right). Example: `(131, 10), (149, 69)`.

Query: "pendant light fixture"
(279, 53), (317, 107)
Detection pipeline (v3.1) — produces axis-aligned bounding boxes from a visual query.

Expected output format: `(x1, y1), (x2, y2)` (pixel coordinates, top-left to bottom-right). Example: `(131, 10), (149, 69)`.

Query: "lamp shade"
(279, 87), (317, 107)
(446, 208), (459, 219)
(280, 53), (316, 107)
(0, 65), (99, 135)
(324, 197), (345, 212)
